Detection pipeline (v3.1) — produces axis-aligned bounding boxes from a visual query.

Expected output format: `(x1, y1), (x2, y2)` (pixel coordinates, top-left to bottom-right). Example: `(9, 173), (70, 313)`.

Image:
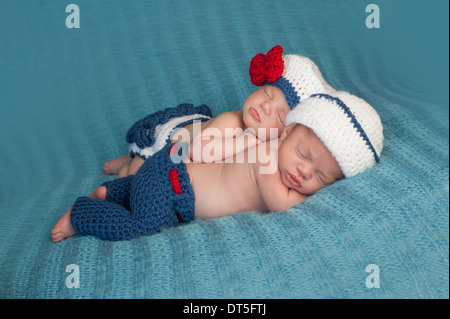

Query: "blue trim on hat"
(269, 77), (300, 109)
(311, 93), (380, 163)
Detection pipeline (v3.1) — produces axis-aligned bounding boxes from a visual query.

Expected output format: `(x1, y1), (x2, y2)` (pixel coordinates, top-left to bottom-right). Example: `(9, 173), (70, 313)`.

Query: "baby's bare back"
(186, 159), (268, 220)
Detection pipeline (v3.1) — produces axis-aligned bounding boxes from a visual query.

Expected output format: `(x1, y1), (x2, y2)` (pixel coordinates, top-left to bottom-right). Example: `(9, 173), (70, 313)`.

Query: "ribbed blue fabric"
(0, 0), (448, 298)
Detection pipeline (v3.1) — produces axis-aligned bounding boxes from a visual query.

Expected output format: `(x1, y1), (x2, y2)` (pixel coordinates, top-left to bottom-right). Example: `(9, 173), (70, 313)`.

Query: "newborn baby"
(103, 45), (335, 177)
(52, 91), (383, 242)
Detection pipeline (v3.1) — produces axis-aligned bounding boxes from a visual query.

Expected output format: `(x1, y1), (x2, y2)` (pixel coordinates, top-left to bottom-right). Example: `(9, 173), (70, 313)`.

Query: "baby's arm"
(190, 111), (261, 163)
(256, 143), (307, 213)
(259, 173), (307, 213)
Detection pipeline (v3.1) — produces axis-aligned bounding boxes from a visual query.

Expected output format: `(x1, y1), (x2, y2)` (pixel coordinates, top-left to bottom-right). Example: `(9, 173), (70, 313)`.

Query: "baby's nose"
(261, 101), (271, 115)
(298, 162), (312, 179)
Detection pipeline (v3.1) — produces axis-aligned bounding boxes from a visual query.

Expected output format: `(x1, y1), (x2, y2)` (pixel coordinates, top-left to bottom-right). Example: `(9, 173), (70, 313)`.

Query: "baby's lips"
(249, 107), (261, 123)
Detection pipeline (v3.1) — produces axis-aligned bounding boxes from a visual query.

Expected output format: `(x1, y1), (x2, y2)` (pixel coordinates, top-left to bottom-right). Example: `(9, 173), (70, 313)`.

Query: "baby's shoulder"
(200, 110), (245, 136)
(215, 110), (244, 127)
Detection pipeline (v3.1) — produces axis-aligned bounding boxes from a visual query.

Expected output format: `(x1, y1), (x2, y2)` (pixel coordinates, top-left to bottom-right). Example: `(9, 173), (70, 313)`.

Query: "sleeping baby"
(51, 90), (384, 242)
(102, 45), (336, 177)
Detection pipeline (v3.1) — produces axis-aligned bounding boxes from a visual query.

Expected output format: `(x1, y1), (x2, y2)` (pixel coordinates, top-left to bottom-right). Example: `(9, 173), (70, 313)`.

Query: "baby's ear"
(280, 123), (296, 141)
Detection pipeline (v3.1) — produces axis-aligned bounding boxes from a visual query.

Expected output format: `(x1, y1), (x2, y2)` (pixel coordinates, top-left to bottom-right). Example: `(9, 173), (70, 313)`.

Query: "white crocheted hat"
(249, 45), (334, 108)
(285, 91), (384, 178)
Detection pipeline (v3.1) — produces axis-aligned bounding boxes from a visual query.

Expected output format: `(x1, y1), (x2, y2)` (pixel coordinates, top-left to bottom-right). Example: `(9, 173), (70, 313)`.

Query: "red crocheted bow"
(249, 45), (284, 86)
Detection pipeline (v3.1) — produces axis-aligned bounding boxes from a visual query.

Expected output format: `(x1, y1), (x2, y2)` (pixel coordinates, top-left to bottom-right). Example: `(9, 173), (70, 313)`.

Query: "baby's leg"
(89, 186), (107, 200)
(103, 155), (131, 175)
(51, 185), (108, 242)
(69, 197), (141, 241)
(127, 156), (145, 176)
(65, 187), (172, 241)
(116, 156), (144, 178)
(51, 196), (137, 242)
(102, 175), (134, 210)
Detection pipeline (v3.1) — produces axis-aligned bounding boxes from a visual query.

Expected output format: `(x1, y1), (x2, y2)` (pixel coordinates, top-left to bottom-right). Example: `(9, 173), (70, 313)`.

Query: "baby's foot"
(89, 186), (107, 200)
(103, 155), (131, 175)
(51, 206), (76, 242)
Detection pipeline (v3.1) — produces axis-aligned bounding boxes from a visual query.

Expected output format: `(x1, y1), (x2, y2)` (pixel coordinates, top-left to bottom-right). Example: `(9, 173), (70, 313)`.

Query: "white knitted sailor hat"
(285, 91), (384, 178)
(249, 45), (335, 108)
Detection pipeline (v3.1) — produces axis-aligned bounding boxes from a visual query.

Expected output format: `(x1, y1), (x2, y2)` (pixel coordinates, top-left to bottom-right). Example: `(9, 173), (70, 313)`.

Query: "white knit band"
(285, 91), (384, 178)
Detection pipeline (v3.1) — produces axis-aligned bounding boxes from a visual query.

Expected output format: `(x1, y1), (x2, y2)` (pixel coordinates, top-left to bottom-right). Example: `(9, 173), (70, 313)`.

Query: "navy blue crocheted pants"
(70, 143), (195, 240)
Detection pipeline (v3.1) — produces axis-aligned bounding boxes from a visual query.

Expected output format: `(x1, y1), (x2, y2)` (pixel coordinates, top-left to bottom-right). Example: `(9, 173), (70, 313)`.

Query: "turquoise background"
(0, 0), (448, 298)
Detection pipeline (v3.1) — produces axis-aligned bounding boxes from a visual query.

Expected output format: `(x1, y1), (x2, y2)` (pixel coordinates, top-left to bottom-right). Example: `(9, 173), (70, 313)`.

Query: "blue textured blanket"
(0, 0), (448, 298)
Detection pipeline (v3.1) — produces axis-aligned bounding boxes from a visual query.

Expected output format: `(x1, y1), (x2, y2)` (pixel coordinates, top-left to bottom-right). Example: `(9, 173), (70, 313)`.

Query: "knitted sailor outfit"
(70, 142), (194, 240)
(127, 103), (212, 159)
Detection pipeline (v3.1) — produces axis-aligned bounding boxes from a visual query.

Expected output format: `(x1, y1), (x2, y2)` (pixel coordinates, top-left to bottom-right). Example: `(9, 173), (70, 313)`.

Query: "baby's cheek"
(266, 119), (282, 139)
(312, 183), (324, 194)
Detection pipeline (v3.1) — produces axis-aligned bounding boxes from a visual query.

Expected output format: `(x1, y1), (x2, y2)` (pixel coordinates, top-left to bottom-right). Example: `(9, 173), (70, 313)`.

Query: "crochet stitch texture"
(250, 46), (335, 109)
(126, 103), (212, 159)
(1, 1), (447, 299)
(70, 142), (195, 240)
(286, 91), (383, 178)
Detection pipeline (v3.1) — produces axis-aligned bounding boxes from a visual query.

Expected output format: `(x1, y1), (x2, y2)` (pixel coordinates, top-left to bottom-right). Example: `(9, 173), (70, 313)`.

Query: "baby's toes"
(51, 229), (64, 242)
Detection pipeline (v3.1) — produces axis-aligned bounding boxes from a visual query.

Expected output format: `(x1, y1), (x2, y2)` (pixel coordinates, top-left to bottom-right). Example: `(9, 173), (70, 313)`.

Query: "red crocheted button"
(169, 169), (181, 195)
(177, 213), (183, 223)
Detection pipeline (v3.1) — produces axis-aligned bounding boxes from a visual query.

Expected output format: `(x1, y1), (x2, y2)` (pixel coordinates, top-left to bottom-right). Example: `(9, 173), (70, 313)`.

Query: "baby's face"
(278, 124), (344, 195)
(242, 85), (290, 141)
